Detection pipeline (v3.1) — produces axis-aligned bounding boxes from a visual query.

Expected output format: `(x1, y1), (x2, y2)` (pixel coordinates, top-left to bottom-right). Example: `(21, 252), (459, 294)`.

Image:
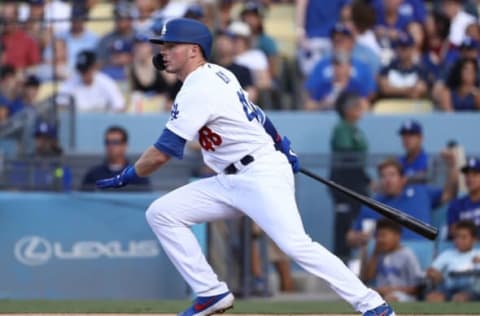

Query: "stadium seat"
(402, 240), (435, 270)
(36, 82), (57, 102)
(87, 3), (114, 37)
(373, 99), (434, 114)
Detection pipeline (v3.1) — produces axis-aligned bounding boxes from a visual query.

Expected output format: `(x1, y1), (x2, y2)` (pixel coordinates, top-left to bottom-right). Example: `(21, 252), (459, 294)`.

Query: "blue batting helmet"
(149, 18), (212, 58)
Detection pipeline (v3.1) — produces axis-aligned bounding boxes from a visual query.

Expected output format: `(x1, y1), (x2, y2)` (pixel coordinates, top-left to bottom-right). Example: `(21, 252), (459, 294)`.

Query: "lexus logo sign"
(14, 236), (160, 266)
(15, 236), (52, 266)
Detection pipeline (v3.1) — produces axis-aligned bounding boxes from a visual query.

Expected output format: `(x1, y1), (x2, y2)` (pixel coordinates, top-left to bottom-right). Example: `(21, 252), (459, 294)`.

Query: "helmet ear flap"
(152, 54), (166, 71)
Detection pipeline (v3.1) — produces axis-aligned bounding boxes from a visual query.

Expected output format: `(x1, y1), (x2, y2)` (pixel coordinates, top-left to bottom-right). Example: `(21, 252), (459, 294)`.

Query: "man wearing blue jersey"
(447, 157), (480, 238)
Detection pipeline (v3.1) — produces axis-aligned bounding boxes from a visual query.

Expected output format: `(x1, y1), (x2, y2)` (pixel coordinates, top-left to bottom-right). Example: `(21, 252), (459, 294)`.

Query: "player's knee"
(145, 199), (170, 227)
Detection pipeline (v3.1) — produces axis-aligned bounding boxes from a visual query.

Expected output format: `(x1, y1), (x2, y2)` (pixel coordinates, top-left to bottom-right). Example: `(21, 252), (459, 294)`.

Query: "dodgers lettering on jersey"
(165, 63), (273, 173)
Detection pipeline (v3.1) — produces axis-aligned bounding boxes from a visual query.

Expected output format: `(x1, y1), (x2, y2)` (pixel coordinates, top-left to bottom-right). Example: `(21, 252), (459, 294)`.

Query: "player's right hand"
(96, 166), (137, 189)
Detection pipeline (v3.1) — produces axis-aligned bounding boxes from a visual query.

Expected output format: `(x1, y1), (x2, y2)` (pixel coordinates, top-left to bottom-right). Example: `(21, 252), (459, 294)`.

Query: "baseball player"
(97, 18), (395, 316)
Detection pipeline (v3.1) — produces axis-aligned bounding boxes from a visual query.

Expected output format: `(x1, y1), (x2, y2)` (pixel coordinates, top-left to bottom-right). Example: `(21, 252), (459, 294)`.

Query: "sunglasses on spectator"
(104, 139), (125, 146)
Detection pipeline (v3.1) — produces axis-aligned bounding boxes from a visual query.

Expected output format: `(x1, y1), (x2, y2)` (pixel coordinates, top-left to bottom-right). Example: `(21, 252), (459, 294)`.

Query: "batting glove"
(276, 136), (300, 173)
(96, 166), (140, 189)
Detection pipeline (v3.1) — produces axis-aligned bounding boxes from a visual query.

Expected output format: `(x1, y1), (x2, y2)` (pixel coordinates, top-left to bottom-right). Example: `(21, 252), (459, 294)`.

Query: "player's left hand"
(96, 166), (138, 189)
(276, 136), (300, 173)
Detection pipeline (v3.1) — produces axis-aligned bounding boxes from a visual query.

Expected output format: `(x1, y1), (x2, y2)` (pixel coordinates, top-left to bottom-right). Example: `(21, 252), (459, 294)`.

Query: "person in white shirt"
(228, 21), (272, 89)
(59, 50), (125, 112)
(442, 0), (476, 46)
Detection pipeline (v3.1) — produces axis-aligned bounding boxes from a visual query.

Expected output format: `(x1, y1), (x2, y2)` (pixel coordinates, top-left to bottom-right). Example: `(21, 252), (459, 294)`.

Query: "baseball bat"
(299, 167), (438, 240)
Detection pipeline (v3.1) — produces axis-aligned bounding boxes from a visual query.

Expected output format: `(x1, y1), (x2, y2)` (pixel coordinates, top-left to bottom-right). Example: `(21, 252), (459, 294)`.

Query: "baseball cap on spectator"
(110, 38), (133, 54)
(330, 23), (353, 38)
(34, 121), (57, 138)
(184, 4), (205, 19)
(394, 33), (415, 47)
(71, 5), (88, 20)
(25, 74), (41, 87)
(227, 21), (251, 38)
(75, 50), (96, 73)
(241, 1), (264, 17)
(460, 36), (479, 50)
(461, 157), (480, 173)
(398, 119), (422, 135)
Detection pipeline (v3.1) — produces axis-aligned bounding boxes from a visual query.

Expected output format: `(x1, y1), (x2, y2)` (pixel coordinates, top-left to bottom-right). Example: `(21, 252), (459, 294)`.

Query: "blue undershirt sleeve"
(153, 128), (187, 159)
(263, 116), (281, 144)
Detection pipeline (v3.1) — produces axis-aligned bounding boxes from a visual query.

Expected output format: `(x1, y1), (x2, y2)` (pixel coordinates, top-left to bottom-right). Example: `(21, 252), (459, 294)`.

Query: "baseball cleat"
(363, 303), (396, 316)
(177, 291), (234, 316)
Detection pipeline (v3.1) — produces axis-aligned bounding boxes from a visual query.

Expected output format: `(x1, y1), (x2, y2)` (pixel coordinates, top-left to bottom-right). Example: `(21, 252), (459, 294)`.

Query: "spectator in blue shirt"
(347, 157), (457, 246)
(101, 38), (133, 82)
(447, 157), (480, 237)
(305, 52), (373, 111)
(377, 33), (428, 100)
(372, 0), (426, 24)
(397, 119), (429, 184)
(295, 0), (350, 75)
(82, 126), (151, 191)
(374, 0), (421, 50)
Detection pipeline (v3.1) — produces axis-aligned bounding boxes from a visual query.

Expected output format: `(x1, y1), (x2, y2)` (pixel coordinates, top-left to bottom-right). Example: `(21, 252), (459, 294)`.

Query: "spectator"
(443, 37), (480, 71)
(240, 1), (280, 79)
(213, 31), (257, 102)
(9, 120), (72, 191)
(23, 0), (50, 54)
(374, 0), (422, 50)
(305, 23), (376, 110)
(350, 1), (382, 64)
(426, 220), (480, 302)
(59, 50), (125, 112)
(101, 38), (133, 83)
(183, 3), (206, 22)
(21, 74), (41, 110)
(439, 58), (480, 112)
(447, 157), (480, 237)
(377, 33), (428, 100)
(59, 5), (99, 72)
(361, 219), (423, 302)
(96, 1), (136, 68)
(44, 0), (72, 36)
(305, 52), (372, 111)
(0, 65), (17, 121)
(0, 2), (41, 71)
(372, 0), (426, 24)
(442, 0), (476, 47)
(329, 91), (370, 261)
(421, 13), (450, 85)
(216, 0), (235, 31)
(397, 120), (429, 184)
(81, 126), (151, 191)
(133, 0), (157, 34)
(347, 157), (457, 246)
(295, 0), (350, 75)
(33, 120), (63, 156)
(228, 21), (272, 90)
(36, 38), (68, 81)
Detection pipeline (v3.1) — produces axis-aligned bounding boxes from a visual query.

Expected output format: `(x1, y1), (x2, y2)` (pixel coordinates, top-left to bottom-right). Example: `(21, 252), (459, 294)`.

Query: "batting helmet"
(149, 18), (213, 58)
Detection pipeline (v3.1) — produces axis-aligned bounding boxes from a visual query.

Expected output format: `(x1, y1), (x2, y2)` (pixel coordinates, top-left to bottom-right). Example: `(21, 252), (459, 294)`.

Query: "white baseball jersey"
(165, 63), (273, 173)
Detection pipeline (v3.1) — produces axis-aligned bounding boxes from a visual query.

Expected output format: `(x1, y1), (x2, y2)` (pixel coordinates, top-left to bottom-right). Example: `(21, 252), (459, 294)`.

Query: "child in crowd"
(426, 220), (480, 302)
(361, 219), (423, 302)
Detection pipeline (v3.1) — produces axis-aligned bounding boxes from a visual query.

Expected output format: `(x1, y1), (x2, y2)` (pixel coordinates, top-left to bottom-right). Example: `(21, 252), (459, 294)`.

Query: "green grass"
(1, 300), (480, 314)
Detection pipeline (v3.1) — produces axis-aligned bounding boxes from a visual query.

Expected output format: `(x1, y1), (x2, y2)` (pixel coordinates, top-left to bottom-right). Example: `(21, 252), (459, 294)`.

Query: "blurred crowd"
(1, 0), (480, 302)
(1, 0), (480, 123)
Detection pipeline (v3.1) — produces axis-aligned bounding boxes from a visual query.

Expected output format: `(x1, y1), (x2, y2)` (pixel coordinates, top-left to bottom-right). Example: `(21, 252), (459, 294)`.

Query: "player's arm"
(96, 128), (186, 189)
(262, 115), (300, 173)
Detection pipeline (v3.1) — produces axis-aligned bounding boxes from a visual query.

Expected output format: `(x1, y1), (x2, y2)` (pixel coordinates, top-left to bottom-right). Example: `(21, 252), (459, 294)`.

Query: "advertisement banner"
(0, 192), (206, 299)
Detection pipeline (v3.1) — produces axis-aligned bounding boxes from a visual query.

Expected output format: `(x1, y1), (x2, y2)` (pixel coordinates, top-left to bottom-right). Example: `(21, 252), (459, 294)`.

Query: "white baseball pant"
(145, 149), (384, 313)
